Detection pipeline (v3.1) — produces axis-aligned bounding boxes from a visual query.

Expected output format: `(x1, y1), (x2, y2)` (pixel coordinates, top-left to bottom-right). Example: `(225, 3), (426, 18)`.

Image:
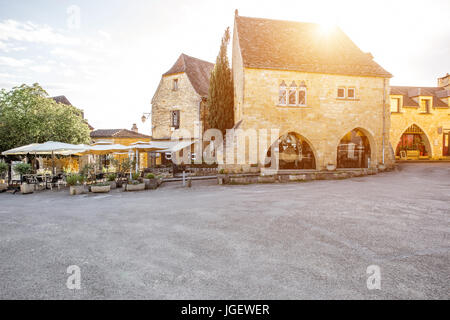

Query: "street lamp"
(141, 112), (151, 123)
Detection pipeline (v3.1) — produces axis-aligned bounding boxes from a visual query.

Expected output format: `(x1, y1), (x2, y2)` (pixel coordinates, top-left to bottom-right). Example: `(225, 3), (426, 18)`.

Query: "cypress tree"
(206, 27), (234, 134)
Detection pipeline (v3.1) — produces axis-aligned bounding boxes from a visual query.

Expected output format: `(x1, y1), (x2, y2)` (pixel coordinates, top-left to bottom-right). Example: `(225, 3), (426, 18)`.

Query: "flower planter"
(144, 178), (158, 190)
(326, 164), (336, 171)
(91, 185), (111, 193)
(20, 183), (34, 194)
(0, 183), (7, 192)
(125, 183), (145, 192)
(69, 185), (85, 195)
(109, 181), (117, 189)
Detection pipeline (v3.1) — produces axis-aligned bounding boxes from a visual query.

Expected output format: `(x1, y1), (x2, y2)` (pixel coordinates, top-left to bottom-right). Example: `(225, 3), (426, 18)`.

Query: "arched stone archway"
(265, 132), (317, 169)
(336, 128), (374, 168)
(395, 124), (432, 158)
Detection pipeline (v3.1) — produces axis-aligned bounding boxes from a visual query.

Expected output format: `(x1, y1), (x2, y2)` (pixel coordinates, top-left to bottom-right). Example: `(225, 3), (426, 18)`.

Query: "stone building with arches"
(389, 74), (450, 160)
(224, 12), (394, 173)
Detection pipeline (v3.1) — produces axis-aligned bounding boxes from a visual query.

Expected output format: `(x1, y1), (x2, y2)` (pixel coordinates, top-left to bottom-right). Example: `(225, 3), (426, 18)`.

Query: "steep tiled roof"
(390, 86), (449, 108)
(235, 15), (392, 78)
(90, 129), (151, 139)
(51, 95), (72, 105)
(163, 53), (214, 96)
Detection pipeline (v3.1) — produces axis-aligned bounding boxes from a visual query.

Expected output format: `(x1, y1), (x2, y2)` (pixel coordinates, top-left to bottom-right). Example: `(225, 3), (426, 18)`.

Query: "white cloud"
(0, 56), (32, 67)
(98, 30), (111, 40)
(0, 40), (26, 52)
(30, 65), (52, 73)
(50, 47), (92, 62)
(0, 19), (80, 46)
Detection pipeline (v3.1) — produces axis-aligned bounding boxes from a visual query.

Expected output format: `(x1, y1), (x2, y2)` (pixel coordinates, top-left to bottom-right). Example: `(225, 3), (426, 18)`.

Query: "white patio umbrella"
(127, 141), (167, 173)
(1, 143), (41, 156)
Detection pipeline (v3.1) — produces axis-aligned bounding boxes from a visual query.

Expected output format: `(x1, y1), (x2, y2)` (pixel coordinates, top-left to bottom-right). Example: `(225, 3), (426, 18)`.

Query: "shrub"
(219, 169), (225, 174)
(66, 174), (83, 186)
(132, 172), (140, 181)
(107, 173), (117, 182)
(145, 173), (155, 179)
(0, 162), (8, 177)
(14, 163), (31, 176)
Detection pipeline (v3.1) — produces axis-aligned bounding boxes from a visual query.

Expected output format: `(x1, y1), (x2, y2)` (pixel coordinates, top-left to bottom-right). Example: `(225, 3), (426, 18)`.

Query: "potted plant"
(143, 173), (158, 190)
(15, 163), (34, 194)
(126, 172), (145, 191)
(326, 163), (336, 171)
(0, 162), (8, 191)
(107, 173), (117, 189)
(91, 182), (111, 193)
(67, 174), (85, 195)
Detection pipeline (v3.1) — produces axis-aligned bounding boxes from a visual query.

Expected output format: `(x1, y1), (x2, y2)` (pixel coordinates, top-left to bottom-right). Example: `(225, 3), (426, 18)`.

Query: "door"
(443, 132), (450, 156)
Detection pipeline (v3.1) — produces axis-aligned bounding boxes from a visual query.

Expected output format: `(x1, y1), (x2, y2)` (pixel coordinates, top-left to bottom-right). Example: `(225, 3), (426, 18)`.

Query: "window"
(420, 99), (431, 113)
(347, 88), (356, 99)
(171, 110), (180, 129)
(298, 87), (306, 106)
(279, 81), (287, 105)
(288, 81), (297, 105)
(390, 98), (401, 113)
(337, 87), (346, 98)
(173, 79), (178, 91)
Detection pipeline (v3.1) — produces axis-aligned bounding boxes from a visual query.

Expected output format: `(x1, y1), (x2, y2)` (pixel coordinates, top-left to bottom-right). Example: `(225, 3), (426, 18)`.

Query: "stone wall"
(228, 67), (393, 170)
(389, 102), (450, 158)
(151, 72), (203, 140)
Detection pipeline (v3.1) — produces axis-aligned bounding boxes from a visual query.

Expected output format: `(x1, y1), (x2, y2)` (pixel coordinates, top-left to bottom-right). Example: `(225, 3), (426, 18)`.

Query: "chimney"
(131, 123), (138, 133)
(438, 73), (450, 90)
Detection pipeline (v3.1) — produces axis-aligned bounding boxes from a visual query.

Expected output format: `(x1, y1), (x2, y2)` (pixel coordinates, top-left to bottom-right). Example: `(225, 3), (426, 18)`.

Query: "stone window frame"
(390, 97), (402, 113)
(278, 80), (308, 107)
(337, 87), (346, 99)
(172, 78), (179, 91)
(347, 87), (356, 99)
(279, 81), (288, 106)
(171, 110), (180, 129)
(419, 97), (432, 114)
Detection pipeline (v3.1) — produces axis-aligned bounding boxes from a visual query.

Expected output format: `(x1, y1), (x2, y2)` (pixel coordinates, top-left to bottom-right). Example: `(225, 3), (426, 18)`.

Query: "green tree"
(206, 27), (234, 134)
(0, 83), (91, 153)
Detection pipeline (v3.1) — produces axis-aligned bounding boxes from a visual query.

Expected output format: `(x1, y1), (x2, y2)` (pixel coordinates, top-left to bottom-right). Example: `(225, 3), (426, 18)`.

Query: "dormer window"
(420, 98), (431, 113)
(279, 81), (287, 105)
(390, 97), (401, 113)
(173, 79), (179, 91)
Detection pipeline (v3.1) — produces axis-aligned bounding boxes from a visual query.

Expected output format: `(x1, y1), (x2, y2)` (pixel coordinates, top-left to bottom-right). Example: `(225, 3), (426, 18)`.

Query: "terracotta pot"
(125, 183), (145, 191)
(20, 183), (34, 194)
(91, 185), (110, 193)
(69, 185), (85, 195)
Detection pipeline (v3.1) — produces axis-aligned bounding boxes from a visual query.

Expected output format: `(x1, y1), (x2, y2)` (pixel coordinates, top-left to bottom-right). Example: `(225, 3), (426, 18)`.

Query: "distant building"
(51, 95), (94, 130)
(90, 126), (152, 169)
(389, 74), (450, 159)
(151, 53), (214, 141)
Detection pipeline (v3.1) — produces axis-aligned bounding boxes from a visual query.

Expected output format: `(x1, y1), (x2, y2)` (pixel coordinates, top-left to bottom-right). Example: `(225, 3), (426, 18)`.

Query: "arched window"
(266, 132), (316, 169)
(298, 81), (307, 106)
(288, 81), (297, 105)
(337, 129), (371, 168)
(279, 81), (287, 105)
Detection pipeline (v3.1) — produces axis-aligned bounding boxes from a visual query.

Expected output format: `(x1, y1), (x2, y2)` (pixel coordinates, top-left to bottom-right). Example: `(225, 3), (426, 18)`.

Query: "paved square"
(0, 163), (449, 299)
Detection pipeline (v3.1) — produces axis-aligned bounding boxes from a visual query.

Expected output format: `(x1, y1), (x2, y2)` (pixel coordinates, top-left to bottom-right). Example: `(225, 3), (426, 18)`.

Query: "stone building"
(389, 74), (450, 159)
(90, 126), (152, 169)
(151, 53), (214, 141)
(227, 12), (393, 172)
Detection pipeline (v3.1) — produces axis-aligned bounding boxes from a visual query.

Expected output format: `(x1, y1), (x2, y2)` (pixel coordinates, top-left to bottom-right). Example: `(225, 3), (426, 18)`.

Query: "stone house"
(227, 12), (393, 172)
(90, 126), (152, 169)
(389, 74), (450, 159)
(151, 53), (214, 141)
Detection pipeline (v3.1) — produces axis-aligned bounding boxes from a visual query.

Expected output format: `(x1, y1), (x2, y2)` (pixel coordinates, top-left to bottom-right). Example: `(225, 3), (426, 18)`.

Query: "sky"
(1, 0), (449, 135)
